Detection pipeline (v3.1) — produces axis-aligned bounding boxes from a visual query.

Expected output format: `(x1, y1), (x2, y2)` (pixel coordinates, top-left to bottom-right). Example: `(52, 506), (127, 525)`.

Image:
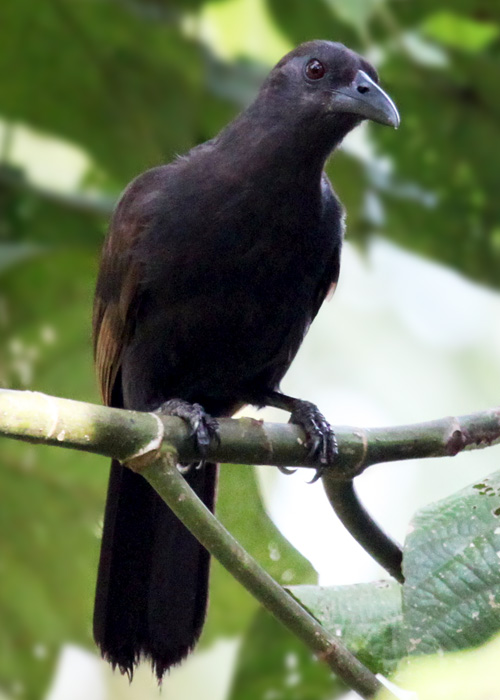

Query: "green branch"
(143, 451), (382, 698)
(1, 389), (499, 475)
(1, 387), (500, 698)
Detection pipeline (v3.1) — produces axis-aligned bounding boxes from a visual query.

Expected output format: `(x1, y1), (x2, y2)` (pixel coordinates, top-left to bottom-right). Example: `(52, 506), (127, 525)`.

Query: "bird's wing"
(310, 176), (344, 321)
(93, 168), (165, 406)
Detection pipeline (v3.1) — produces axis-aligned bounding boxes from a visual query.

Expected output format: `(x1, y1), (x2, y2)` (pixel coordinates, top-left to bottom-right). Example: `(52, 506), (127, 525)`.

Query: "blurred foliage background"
(1, 0), (500, 698)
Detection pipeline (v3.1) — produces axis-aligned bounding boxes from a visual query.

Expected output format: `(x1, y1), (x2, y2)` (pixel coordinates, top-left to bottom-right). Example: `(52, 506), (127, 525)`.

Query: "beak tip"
(382, 108), (400, 130)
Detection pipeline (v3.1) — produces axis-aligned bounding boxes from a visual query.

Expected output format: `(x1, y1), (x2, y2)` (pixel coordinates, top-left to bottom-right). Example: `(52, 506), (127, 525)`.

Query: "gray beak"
(330, 70), (400, 128)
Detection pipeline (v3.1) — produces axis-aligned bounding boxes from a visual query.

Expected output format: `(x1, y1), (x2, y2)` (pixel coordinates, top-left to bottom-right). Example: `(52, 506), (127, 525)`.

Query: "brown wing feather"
(93, 168), (166, 406)
(93, 301), (128, 406)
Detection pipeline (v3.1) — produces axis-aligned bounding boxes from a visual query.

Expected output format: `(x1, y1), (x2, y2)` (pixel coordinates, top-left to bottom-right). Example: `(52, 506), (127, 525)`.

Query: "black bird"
(93, 40), (399, 681)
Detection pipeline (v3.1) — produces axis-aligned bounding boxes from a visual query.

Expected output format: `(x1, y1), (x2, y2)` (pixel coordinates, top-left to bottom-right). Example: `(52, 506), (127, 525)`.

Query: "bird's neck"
(215, 98), (356, 192)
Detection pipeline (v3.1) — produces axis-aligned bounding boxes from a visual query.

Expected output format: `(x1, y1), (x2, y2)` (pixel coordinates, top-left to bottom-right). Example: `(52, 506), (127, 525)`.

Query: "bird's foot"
(289, 400), (338, 483)
(156, 399), (219, 471)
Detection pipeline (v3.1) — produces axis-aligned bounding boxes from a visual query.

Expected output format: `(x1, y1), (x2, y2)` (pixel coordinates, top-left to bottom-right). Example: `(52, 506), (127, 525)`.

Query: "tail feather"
(93, 459), (217, 679)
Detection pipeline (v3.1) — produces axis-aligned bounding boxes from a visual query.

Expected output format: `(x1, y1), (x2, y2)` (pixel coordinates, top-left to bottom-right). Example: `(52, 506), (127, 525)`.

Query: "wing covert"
(93, 168), (166, 406)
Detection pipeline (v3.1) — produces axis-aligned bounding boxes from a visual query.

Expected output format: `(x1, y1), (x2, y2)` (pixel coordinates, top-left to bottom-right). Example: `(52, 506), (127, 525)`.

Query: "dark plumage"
(92, 40), (398, 680)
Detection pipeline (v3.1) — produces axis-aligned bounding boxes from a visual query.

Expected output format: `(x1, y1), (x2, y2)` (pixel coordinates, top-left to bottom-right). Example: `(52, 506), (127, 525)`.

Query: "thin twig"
(323, 478), (404, 582)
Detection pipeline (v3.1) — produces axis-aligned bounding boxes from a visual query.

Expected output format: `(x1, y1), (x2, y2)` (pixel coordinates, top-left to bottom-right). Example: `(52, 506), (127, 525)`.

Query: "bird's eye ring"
(305, 59), (326, 80)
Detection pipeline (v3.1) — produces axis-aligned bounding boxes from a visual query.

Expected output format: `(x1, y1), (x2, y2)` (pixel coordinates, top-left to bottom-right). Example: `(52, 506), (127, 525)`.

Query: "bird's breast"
(124, 187), (336, 407)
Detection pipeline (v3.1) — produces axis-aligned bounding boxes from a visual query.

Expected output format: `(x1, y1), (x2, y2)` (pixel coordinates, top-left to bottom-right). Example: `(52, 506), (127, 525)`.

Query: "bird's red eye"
(305, 59), (326, 80)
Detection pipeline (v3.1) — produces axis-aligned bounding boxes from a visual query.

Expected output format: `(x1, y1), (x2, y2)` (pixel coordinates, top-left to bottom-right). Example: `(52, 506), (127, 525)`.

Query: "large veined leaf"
(229, 581), (402, 700)
(230, 470), (500, 696)
(402, 473), (500, 655)
(228, 605), (344, 700)
(292, 581), (404, 674)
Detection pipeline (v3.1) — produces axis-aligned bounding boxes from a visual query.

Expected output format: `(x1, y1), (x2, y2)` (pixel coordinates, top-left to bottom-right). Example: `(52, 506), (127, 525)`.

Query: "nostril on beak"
(357, 85), (369, 95)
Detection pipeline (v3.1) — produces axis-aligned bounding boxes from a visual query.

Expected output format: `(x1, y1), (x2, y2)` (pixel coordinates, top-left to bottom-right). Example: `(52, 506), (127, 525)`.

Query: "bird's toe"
(288, 400), (338, 480)
(156, 398), (219, 460)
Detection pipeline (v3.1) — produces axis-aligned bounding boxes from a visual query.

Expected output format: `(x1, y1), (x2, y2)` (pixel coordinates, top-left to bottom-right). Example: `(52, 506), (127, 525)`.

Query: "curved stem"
(323, 477), (404, 583)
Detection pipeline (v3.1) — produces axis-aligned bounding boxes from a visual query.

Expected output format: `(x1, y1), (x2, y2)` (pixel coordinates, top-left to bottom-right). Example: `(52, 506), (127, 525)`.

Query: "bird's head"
(263, 40), (399, 133)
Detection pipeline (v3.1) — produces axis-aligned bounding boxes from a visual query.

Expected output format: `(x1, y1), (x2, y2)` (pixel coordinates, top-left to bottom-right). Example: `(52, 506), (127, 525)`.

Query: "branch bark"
(1, 389), (499, 476)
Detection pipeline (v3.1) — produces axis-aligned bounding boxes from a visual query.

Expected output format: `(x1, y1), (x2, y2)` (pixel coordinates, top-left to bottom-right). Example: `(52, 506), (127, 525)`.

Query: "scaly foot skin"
(289, 400), (338, 483)
(156, 399), (220, 469)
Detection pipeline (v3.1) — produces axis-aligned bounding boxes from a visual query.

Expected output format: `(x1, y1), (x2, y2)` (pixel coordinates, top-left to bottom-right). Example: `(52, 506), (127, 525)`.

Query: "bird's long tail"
(93, 458), (217, 680)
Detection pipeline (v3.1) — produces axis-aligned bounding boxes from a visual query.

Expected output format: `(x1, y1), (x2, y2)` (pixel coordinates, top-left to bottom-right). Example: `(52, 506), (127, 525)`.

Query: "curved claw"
(306, 433), (322, 459)
(278, 465), (297, 476)
(308, 466), (326, 484)
(178, 462), (195, 475)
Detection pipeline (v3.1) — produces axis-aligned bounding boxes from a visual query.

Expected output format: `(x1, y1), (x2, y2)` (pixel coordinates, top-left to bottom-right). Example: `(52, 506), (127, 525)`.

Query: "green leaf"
(0, 165), (107, 247)
(232, 471), (500, 687)
(357, 4), (500, 290)
(386, 0), (500, 29)
(291, 581), (404, 675)
(422, 11), (499, 53)
(266, 0), (358, 48)
(402, 473), (500, 655)
(229, 581), (401, 699)
(359, 48), (500, 289)
(203, 464), (317, 644)
(324, 0), (382, 33)
(0, 1), (206, 182)
(228, 607), (343, 700)
(0, 251), (103, 699)
(0, 243), (42, 273)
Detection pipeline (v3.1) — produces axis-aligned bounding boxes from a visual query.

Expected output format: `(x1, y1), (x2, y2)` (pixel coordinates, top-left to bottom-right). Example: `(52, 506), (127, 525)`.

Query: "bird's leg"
(156, 399), (220, 470)
(263, 391), (338, 482)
